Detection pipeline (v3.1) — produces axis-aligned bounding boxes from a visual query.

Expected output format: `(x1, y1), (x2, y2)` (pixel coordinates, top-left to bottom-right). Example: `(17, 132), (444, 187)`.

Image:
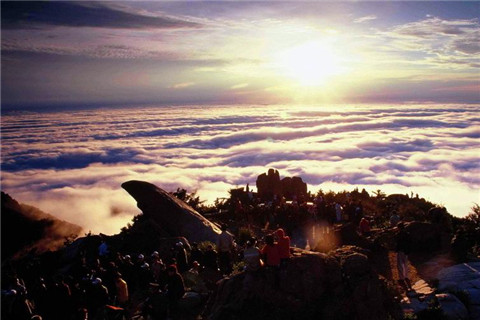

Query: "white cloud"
(168, 82), (196, 89)
(354, 15), (377, 24)
(1, 104), (479, 234)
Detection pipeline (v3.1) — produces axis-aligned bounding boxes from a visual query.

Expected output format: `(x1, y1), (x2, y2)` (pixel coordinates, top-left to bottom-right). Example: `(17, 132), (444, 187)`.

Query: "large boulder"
(122, 180), (222, 243)
(437, 262), (480, 319)
(207, 246), (398, 320)
(436, 293), (469, 320)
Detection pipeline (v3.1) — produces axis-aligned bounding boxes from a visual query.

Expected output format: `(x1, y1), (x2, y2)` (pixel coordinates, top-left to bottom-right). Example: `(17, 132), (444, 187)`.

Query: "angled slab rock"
(122, 180), (222, 243)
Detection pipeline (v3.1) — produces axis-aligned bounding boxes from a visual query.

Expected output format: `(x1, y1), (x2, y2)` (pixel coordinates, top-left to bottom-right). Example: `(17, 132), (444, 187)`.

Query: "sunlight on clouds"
(1, 104), (478, 234)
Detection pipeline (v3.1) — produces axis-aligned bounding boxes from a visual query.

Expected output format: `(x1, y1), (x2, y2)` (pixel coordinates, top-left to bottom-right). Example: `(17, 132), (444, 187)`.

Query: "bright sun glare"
(276, 41), (343, 86)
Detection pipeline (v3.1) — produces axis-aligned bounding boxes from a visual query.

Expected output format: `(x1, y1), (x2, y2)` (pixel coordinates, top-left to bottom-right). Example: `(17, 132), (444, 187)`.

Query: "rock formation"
(121, 180), (222, 243)
(256, 169), (282, 200)
(207, 246), (399, 320)
(256, 169), (308, 201)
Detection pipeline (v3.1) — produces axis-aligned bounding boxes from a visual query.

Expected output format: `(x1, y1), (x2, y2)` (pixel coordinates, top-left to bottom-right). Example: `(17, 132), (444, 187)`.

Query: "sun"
(275, 41), (343, 86)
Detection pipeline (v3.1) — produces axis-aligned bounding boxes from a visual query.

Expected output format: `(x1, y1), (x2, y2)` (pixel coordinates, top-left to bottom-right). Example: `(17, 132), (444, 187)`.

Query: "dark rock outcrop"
(256, 169), (282, 200)
(256, 169), (308, 201)
(121, 180), (221, 243)
(207, 246), (398, 320)
(404, 221), (450, 253)
(1, 192), (82, 261)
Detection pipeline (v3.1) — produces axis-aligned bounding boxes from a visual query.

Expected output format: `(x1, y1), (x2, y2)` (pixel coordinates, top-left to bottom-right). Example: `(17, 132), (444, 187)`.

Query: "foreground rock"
(207, 246), (400, 320)
(122, 180), (222, 243)
(437, 262), (480, 319)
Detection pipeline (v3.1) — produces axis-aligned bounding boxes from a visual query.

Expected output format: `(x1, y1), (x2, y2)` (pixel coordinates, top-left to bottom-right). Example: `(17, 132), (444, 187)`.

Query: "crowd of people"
(2, 222), (296, 320)
(3, 190), (417, 320)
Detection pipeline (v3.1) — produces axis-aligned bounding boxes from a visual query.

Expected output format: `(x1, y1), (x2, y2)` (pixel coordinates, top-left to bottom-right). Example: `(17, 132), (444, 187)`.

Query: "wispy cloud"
(168, 82), (196, 89)
(1, 1), (201, 30)
(354, 15), (377, 24)
(379, 17), (480, 69)
(231, 83), (249, 90)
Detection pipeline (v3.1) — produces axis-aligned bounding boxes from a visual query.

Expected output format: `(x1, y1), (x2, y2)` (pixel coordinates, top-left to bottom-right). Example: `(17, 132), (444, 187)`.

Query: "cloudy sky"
(2, 1), (479, 107)
(1, 1), (479, 234)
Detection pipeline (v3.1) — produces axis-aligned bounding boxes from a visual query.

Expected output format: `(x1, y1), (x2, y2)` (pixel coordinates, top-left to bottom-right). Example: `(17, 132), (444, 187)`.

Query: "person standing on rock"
(166, 264), (185, 319)
(244, 238), (263, 273)
(243, 238), (263, 294)
(175, 242), (189, 274)
(203, 245), (218, 271)
(275, 228), (291, 268)
(217, 224), (235, 275)
(261, 234), (280, 287)
(396, 222), (412, 290)
(335, 203), (343, 223)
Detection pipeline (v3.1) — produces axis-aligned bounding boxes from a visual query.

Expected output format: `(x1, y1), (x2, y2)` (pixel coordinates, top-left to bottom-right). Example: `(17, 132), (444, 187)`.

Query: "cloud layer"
(1, 104), (479, 234)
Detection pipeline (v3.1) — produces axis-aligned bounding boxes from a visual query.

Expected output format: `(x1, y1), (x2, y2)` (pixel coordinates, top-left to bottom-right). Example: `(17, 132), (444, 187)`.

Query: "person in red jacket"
(261, 234), (280, 287)
(261, 234), (280, 267)
(275, 228), (290, 268)
(359, 217), (371, 236)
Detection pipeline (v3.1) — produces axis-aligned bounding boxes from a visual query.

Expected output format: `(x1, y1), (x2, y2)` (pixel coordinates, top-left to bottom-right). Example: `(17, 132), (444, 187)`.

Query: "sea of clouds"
(1, 104), (479, 234)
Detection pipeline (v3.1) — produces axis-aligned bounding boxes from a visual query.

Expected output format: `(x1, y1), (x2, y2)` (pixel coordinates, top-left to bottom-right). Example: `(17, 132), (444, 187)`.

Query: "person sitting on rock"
(216, 224), (235, 275)
(275, 228), (291, 268)
(396, 222), (412, 290)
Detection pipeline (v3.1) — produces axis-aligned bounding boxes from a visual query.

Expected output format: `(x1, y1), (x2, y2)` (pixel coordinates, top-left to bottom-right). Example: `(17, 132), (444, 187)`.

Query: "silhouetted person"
(190, 242), (204, 267)
(396, 223), (412, 290)
(203, 245), (218, 271)
(216, 224), (234, 275)
(175, 242), (189, 273)
(275, 228), (291, 268)
(86, 278), (109, 319)
(166, 265), (185, 319)
(142, 283), (168, 320)
(261, 234), (280, 288)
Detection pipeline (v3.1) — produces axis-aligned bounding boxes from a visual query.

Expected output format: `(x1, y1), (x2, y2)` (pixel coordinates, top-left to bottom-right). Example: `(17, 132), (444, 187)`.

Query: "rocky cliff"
(121, 180), (222, 243)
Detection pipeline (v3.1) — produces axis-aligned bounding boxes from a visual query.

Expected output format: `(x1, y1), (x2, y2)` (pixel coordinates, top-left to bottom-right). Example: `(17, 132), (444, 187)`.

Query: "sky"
(1, 1), (479, 107)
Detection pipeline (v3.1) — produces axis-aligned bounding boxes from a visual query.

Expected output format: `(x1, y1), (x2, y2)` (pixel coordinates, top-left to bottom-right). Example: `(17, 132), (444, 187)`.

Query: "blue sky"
(2, 1), (479, 108)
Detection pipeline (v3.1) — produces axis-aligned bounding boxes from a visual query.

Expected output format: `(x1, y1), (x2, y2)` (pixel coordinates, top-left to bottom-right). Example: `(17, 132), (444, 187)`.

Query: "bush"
(237, 227), (255, 246)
